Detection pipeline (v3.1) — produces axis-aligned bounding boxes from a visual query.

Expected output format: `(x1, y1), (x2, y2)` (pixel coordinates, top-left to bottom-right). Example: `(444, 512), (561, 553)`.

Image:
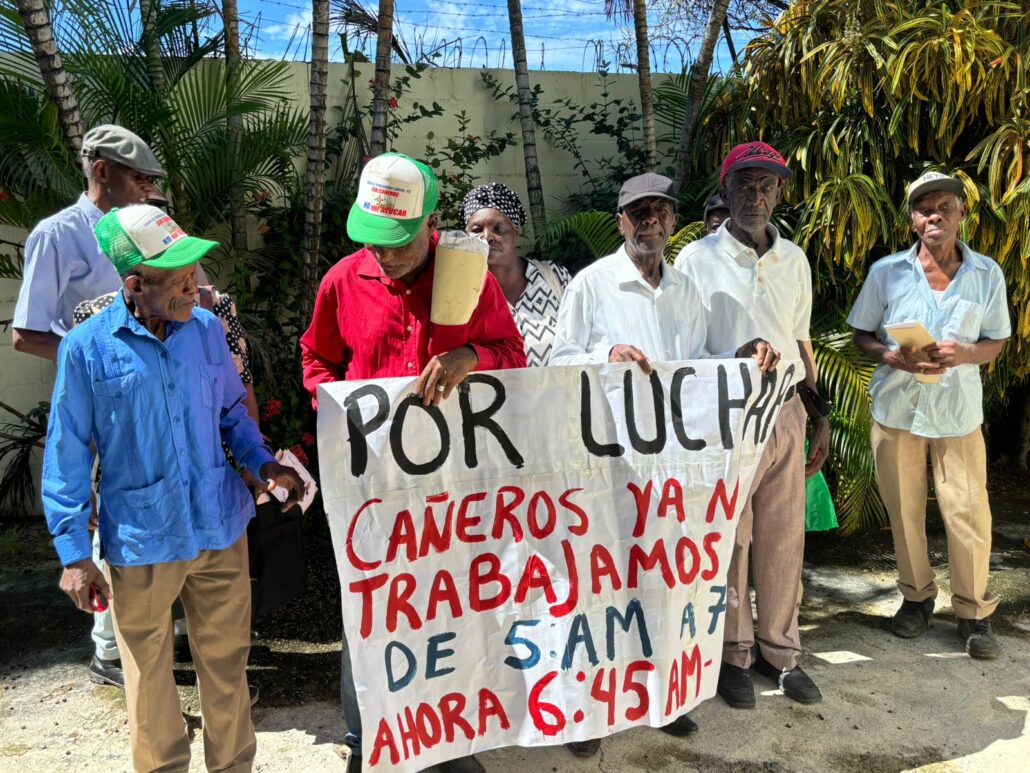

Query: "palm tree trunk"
(672, 0), (731, 193)
(632, 0), (656, 172)
(14, 0), (84, 158)
(301, 0), (330, 328)
(139, 0), (166, 93)
(222, 0), (248, 252)
(368, 0), (395, 158)
(506, 0), (546, 237)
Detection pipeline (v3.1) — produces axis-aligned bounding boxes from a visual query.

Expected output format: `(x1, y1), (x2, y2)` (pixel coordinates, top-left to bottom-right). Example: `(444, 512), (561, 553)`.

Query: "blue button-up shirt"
(847, 242), (1010, 438)
(42, 294), (276, 567)
(13, 193), (121, 335)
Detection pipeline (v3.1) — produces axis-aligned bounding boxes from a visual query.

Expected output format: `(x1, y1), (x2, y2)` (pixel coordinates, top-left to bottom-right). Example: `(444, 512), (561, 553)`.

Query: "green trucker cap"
(347, 153), (439, 247)
(95, 205), (218, 275)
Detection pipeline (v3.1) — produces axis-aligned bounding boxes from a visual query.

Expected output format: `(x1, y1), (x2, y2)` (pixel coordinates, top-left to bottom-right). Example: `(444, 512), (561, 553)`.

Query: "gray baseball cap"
(81, 124), (166, 178)
(618, 173), (677, 210)
(906, 171), (963, 206)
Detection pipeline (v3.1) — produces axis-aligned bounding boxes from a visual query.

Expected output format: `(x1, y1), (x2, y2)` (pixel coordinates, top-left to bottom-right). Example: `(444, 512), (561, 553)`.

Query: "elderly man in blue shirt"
(848, 171), (1010, 660)
(43, 204), (304, 772)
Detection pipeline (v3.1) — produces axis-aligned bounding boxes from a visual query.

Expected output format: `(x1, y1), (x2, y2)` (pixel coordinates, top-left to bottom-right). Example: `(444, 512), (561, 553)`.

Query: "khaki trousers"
(724, 396), (808, 671)
(871, 422), (998, 620)
(108, 534), (255, 773)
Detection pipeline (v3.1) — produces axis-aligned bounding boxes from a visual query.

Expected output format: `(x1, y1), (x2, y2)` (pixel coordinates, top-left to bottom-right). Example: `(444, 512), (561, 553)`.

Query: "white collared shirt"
(549, 246), (709, 365)
(847, 241), (1010, 438)
(674, 220), (813, 374)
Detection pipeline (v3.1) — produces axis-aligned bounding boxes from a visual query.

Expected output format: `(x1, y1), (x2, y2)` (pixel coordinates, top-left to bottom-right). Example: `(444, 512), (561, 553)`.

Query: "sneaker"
(957, 617), (1001, 660)
(892, 598), (934, 638)
(753, 655), (822, 704)
(717, 662), (755, 708)
(659, 713), (699, 736)
(437, 756), (485, 773)
(565, 739), (601, 758)
(88, 655), (125, 689)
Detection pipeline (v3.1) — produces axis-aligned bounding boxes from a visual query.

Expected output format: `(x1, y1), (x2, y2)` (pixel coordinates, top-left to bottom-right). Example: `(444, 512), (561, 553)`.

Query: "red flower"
(290, 444), (309, 467)
(301, 432), (316, 447)
(261, 398), (282, 421)
(388, 96), (399, 110)
(0, 189), (9, 202)
(257, 223), (269, 235)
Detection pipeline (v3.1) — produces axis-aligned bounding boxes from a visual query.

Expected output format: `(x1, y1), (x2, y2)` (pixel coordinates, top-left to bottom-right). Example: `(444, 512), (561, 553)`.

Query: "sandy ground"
(1, 493), (1028, 773)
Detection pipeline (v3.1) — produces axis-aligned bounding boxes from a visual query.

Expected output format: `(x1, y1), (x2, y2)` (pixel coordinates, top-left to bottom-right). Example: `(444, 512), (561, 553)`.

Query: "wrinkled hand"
(609, 344), (653, 375)
(260, 461), (306, 512)
(60, 558), (111, 613)
(736, 337), (780, 373)
(922, 340), (970, 369)
(412, 347), (479, 406)
(884, 345), (945, 375)
(805, 415), (830, 478)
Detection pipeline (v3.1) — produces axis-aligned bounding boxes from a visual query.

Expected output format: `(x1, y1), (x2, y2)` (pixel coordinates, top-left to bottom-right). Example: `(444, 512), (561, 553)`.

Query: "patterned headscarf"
(459, 182), (527, 231)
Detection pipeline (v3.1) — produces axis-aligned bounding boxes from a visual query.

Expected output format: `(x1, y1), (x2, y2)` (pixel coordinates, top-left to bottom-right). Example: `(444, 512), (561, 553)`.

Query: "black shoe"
(892, 598), (934, 638)
(436, 756), (485, 773)
(753, 655), (822, 704)
(717, 662), (755, 708)
(174, 634), (192, 663)
(566, 739), (601, 758)
(958, 617), (1001, 660)
(88, 655), (125, 689)
(660, 713), (699, 736)
(343, 750), (361, 773)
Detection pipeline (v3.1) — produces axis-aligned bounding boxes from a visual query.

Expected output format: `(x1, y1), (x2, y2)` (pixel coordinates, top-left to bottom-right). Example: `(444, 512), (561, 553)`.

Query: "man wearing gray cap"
(11, 123), (164, 688)
(550, 172), (779, 757)
(848, 171), (1010, 658)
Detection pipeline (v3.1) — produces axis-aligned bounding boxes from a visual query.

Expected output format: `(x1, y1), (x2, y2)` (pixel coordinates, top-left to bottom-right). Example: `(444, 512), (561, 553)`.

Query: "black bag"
(248, 500), (306, 623)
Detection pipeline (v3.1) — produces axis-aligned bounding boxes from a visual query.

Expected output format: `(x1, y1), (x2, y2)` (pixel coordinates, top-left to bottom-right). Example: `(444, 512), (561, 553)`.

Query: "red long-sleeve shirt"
(300, 243), (527, 407)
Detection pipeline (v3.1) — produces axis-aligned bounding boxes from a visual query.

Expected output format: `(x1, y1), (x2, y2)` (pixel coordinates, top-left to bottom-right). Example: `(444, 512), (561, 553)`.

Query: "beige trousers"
(723, 396), (808, 671)
(108, 534), (255, 773)
(871, 422), (998, 620)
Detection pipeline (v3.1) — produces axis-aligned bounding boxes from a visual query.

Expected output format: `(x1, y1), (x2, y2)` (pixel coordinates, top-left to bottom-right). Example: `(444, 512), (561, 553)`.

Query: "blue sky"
(237, 0), (753, 74)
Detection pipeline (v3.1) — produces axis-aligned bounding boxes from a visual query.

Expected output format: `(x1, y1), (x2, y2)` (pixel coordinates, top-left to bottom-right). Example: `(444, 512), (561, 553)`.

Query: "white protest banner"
(318, 359), (801, 772)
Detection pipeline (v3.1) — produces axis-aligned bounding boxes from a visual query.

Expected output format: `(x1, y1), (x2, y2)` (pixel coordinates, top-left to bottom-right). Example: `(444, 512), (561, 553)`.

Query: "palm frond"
(536, 210), (622, 261)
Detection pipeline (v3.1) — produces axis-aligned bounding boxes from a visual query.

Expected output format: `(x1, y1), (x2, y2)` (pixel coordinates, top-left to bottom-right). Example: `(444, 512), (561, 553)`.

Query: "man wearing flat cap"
(550, 172), (779, 756)
(703, 193), (730, 235)
(11, 124), (165, 689)
(300, 152), (525, 773)
(848, 171), (1009, 658)
(42, 204), (304, 770)
(675, 142), (829, 710)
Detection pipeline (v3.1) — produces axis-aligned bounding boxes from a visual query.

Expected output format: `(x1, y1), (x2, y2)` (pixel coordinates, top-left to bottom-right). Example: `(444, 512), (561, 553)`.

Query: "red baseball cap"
(720, 141), (792, 184)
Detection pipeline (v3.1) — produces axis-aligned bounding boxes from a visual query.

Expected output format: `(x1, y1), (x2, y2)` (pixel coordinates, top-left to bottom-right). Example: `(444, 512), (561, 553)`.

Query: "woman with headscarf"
(460, 183), (571, 367)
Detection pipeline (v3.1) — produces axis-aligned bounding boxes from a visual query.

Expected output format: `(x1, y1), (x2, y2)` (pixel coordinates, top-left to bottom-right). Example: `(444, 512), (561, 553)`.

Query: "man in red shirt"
(301, 153), (525, 773)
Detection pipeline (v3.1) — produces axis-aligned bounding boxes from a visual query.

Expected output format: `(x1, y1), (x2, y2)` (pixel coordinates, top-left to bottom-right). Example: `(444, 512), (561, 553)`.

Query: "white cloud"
(262, 10), (313, 41)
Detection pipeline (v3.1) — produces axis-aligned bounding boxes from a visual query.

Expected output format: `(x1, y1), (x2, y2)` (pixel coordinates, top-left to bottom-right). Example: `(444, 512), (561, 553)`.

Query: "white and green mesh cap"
(95, 204), (218, 275)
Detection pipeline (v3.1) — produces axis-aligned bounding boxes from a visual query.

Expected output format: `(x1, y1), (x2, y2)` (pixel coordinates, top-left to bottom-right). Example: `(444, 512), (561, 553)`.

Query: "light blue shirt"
(13, 193), (121, 335)
(847, 242), (1010, 438)
(42, 294), (276, 567)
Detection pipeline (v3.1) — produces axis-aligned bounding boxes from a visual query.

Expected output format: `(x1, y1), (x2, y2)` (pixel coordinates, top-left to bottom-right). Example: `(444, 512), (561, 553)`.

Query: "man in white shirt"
(674, 142), (830, 709)
(551, 172), (779, 754)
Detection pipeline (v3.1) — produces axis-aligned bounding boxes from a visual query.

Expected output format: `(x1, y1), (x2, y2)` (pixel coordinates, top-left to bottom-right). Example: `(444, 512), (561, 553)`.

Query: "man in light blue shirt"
(11, 124), (167, 688)
(43, 204), (303, 771)
(848, 171), (1010, 659)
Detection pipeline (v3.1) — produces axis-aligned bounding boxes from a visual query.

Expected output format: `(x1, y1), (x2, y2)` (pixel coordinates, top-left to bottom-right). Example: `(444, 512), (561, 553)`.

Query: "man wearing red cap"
(674, 142), (830, 709)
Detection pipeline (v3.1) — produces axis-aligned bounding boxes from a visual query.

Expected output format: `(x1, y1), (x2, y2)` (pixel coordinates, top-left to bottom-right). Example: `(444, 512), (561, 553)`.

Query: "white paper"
(317, 360), (802, 773)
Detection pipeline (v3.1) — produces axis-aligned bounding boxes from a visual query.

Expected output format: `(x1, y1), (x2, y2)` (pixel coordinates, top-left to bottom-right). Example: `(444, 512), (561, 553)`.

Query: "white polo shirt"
(674, 221), (812, 375)
(549, 246), (709, 365)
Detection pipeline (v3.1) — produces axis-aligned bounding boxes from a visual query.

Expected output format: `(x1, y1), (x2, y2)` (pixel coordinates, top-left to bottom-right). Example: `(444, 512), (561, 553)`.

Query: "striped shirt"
(13, 193), (121, 336)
